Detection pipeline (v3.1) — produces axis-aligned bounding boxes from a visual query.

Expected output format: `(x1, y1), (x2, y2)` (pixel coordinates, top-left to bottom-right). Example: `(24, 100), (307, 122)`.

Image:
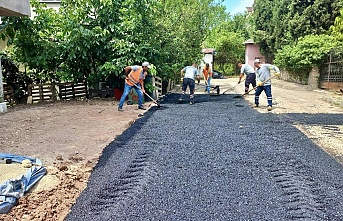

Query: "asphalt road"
(65, 92), (343, 221)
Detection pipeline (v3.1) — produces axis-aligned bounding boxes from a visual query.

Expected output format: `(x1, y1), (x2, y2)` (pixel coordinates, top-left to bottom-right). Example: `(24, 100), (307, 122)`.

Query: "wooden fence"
(27, 82), (87, 104)
(58, 82), (87, 100)
(3, 85), (15, 105)
(24, 77), (174, 104)
(153, 76), (163, 99)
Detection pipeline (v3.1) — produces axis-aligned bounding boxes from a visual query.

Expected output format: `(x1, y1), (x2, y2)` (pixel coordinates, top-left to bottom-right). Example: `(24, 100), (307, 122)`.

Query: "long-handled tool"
(222, 82), (240, 94)
(127, 79), (162, 107)
(233, 75), (276, 98)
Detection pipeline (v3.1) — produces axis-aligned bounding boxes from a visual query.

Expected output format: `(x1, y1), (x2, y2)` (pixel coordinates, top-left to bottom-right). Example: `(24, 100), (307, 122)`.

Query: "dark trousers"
(180, 78), (195, 100)
(255, 85), (272, 106)
(245, 73), (256, 93)
(255, 85), (273, 107)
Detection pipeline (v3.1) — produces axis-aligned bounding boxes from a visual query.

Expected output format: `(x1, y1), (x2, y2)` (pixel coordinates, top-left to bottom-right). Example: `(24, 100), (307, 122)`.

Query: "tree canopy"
(1, 0), (235, 87)
(252, 0), (342, 60)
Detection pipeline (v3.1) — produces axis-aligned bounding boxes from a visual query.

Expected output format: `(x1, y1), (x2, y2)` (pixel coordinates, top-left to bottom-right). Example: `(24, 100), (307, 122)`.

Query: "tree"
(252, 0), (342, 61)
(274, 34), (341, 74)
(0, 0), (232, 89)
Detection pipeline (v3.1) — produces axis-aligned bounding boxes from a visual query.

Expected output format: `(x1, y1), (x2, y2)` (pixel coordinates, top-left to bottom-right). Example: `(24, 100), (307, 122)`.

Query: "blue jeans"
(255, 85), (272, 106)
(206, 76), (212, 93)
(118, 83), (144, 108)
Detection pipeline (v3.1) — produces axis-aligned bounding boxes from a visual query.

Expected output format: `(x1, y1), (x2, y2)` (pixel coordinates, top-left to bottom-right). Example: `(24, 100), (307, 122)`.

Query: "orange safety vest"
(203, 68), (212, 80)
(125, 67), (143, 86)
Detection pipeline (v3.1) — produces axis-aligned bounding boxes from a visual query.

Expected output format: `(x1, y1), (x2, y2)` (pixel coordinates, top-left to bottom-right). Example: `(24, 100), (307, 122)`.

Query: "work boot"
(138, 105), (146, 110)
(118, 107), (123, 111)
(267, 106), (272, 111)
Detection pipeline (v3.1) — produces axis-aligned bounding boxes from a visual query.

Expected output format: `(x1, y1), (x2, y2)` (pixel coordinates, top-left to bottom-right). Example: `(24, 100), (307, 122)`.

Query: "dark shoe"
(138, 106), (146, 110)
(178, 98), (183, 103)
(189, 100), (195, 105)
(118, 107), (123, 111)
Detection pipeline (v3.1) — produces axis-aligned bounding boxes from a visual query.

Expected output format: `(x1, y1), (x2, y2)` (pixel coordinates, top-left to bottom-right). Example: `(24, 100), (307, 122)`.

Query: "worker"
(179, 62), (198, 105)
(237, 62), (256, 94)
(203, 63), (213, 93)
(118, 62), (151, 111)
(253, 59), (280, 111)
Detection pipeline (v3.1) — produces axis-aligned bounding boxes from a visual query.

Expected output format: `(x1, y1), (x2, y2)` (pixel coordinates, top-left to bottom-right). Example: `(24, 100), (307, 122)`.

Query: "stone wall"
(279, 69), (309, 86)
(280, 67), (343, 90)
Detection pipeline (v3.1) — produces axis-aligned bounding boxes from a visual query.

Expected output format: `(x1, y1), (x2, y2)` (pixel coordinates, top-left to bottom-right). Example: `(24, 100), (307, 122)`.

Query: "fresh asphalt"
(65, 92), (343, 221)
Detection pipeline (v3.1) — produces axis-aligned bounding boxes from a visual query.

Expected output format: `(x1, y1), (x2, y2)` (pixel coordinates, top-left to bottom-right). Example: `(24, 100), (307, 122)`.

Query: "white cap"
(142, 61), (151, 68)
(254, 59), (261, 64)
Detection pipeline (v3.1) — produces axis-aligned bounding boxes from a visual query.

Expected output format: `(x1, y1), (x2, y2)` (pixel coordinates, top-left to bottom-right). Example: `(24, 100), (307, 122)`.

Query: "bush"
(274, 34), (341, 73)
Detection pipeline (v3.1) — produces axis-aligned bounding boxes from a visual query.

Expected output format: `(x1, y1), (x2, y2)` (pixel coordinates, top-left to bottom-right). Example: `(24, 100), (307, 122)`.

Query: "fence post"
(52, 82), (57, 101)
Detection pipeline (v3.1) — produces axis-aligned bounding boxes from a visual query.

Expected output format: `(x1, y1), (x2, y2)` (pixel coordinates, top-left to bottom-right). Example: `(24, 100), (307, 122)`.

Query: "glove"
(275, 72), (281, 77)
(257, 82), (264, 87)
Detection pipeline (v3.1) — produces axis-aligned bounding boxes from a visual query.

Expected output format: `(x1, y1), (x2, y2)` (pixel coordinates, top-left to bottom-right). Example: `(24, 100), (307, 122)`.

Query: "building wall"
(245, 44), (265, 68)
(0, 1), (31, 16)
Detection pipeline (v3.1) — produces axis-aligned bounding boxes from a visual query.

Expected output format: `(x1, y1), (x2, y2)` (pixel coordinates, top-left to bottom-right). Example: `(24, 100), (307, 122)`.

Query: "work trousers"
(180, 78), (195, 101)
(255, 84), (272, 107)
(245, 73), (256, 93)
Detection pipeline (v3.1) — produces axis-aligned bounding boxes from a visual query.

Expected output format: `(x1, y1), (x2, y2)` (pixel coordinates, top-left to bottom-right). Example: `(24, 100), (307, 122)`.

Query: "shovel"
(127, 78), (162, 107)
(233, 75), (276, 98)
(222, 82), (240, 94)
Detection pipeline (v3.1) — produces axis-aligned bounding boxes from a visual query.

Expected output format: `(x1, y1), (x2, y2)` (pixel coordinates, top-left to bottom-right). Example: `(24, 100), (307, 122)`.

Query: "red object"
(114, 88), (123, 100)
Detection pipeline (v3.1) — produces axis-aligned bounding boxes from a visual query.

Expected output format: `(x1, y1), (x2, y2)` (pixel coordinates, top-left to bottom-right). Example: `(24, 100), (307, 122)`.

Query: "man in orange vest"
(118, 62), (151, 111)
(203, 63), (213, 93)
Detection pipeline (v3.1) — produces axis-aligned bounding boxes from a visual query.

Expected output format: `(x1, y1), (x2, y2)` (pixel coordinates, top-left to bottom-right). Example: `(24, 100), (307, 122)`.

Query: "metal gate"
(319, 48), (343, 89)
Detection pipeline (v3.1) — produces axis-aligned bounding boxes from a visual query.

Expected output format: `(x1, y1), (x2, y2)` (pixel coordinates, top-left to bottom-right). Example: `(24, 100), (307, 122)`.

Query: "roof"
(202, 48), (216, 54)
(243, 39), (254, 45)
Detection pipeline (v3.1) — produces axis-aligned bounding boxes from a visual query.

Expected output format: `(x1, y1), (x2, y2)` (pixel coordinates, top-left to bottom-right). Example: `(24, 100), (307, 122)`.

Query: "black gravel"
(65, 93), (343, 221)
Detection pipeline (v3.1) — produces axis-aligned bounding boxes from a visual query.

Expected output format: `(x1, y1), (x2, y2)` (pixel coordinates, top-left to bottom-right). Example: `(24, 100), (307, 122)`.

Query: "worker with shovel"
(203, 63), (213, 93)
(179, 62), (198, 105)
(118, 62), (151, 111)
(237, 62), (256, 94)
(253, 59), (280, 111)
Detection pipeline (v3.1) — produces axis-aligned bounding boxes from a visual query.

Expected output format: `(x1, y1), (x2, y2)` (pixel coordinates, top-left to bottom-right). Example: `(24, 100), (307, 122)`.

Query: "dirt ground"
(0, 78), (342, 221)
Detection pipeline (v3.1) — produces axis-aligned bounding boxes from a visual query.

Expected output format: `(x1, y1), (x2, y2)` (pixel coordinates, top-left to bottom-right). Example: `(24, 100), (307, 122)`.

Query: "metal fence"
(319, 49), (343, 89)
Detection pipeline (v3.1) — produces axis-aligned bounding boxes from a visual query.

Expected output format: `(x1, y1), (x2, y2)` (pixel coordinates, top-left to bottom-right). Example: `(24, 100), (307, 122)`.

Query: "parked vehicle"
(212, 70), (224, 79)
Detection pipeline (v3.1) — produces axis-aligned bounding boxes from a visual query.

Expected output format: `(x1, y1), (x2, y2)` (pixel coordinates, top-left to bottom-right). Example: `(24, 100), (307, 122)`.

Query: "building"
(0, 0), (31, 113)
(0, 1), (31, 16)
(243, 39), (265, 68)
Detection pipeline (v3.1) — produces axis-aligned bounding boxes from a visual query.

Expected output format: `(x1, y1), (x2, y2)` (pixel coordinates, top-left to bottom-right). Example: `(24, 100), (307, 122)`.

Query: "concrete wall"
(0, 1), (31, 16)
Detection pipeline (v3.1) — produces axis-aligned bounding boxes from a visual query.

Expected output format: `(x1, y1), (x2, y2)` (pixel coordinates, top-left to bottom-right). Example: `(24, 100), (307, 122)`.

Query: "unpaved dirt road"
(218, 78), (343, 163)
(0, 77), (342, 220)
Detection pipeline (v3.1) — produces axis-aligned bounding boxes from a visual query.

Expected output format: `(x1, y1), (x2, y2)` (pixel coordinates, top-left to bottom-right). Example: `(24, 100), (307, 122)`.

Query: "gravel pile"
(66, 93), (343, 221)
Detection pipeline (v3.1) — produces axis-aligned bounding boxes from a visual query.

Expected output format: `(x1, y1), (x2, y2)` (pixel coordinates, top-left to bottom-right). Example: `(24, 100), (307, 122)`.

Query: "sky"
(222, 0), (254, 15)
